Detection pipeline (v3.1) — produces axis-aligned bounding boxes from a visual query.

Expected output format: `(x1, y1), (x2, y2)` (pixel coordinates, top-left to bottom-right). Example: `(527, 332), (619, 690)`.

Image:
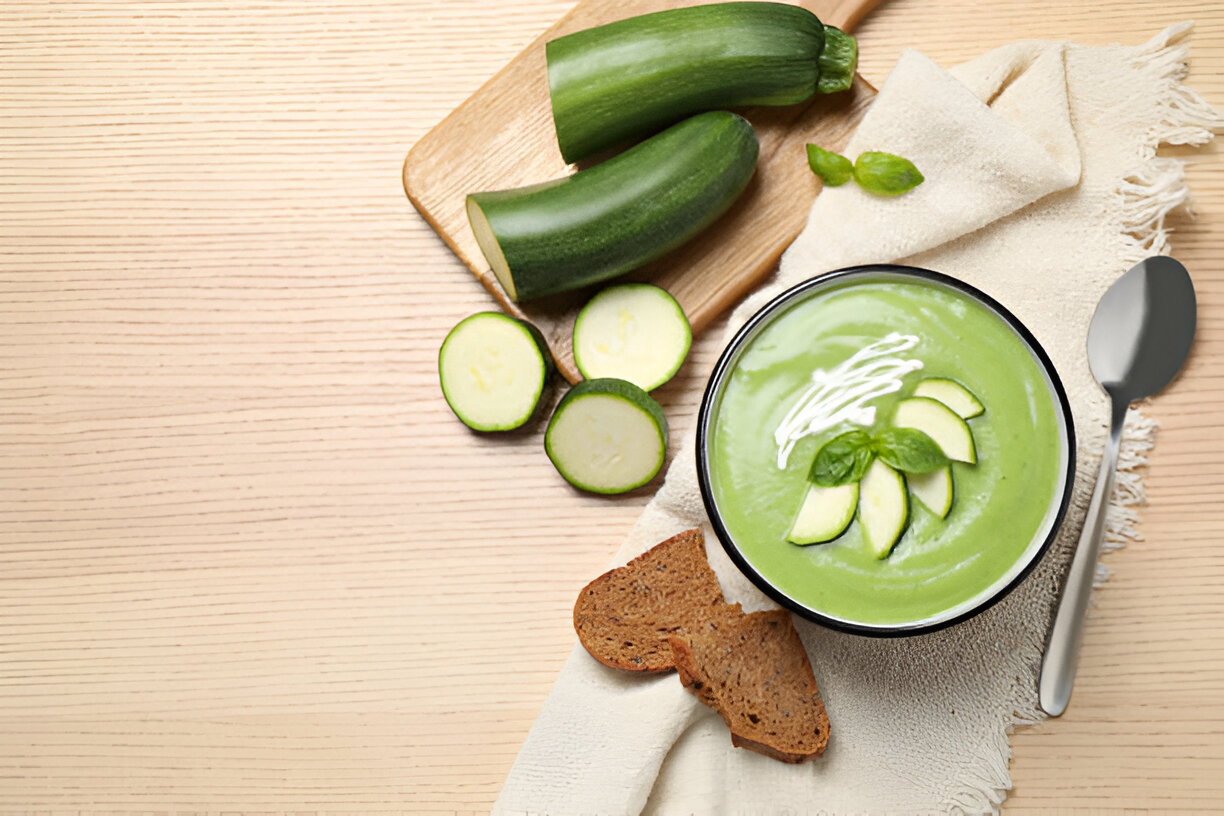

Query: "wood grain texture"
(0, 0), (1220, 813)
(403, 0), (878, 382)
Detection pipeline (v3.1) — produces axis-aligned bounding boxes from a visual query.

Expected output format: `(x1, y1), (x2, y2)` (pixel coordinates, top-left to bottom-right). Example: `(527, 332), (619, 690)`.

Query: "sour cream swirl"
(774, 333), (923, 469)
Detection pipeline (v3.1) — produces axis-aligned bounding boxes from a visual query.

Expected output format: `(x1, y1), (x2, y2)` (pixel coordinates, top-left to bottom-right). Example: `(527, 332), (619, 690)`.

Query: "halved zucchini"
(892, 397), (977, 464)
(544, 378), (668, 494)
(572, 283), (691, 391)
(438, 312), (553, 432)
(466, 111), (758, 302)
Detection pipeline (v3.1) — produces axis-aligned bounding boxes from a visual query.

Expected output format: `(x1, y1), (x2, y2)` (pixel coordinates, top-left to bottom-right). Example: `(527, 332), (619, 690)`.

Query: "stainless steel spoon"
(1038, 255), (1196, 717)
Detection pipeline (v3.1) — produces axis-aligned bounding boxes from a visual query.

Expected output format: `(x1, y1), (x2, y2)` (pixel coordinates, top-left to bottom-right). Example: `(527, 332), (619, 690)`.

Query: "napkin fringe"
(1115, 22), (1221, 264)
(1097, 409), (1158, 584)
(942, 743), (1011, 814)
(1095, 23), (1211, 573)
(1091, 22), (1211, 589)
(1128, 22), (1222, 149)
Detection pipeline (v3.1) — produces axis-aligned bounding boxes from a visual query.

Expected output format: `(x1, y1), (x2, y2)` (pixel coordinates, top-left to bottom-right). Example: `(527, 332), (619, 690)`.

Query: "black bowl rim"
(695, 263), (1078, 638)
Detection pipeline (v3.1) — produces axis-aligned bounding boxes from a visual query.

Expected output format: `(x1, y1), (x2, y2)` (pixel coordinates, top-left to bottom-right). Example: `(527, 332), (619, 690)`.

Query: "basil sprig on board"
(804, 146), (925, 197)
(809, 427), (949, 487)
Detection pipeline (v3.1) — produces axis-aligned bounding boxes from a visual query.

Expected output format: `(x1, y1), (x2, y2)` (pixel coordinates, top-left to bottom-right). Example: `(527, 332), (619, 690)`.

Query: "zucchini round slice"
(544, 378), (668, 494)
(466, 111), (758, 303)
(438, 312), (553, 432)
(572, 284), (692, 391)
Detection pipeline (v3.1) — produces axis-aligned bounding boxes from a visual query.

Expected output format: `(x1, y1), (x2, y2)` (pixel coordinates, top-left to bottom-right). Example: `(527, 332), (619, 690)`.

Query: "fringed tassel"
(1096, 408), (1158, 584)
(1127, 22), (1222, 150)
(1100, 23), (1216, 579)
(1116, 23), (1223, 264)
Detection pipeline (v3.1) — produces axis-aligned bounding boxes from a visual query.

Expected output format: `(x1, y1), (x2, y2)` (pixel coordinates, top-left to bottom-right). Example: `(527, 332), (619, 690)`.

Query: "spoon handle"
(1038, 399), (1127, 717)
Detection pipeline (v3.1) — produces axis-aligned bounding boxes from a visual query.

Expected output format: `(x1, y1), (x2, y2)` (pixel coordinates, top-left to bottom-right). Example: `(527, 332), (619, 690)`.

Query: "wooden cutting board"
(403, 0), (881, 382)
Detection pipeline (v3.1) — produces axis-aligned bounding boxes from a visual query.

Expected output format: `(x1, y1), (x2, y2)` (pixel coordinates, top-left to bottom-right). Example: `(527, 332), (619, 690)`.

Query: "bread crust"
(572, 529), (831, 764)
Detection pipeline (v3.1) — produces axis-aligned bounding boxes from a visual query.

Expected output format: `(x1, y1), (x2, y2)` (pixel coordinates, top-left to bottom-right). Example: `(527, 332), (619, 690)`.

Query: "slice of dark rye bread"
(573, 528), (743, 672)
(669, 609), (830, 763)
(573, 528), (831, 763)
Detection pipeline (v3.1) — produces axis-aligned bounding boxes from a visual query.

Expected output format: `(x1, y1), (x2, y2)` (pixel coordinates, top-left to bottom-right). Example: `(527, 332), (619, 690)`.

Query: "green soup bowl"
(696, 265), (1076, 636)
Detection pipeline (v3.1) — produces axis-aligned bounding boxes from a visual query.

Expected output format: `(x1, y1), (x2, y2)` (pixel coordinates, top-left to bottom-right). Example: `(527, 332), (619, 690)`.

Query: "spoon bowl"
(1087, 255), (1197, 399)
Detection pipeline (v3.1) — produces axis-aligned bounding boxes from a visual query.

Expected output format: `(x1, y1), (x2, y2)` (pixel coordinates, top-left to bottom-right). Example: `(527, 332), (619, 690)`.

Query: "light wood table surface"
(1, 1), (1221, 813)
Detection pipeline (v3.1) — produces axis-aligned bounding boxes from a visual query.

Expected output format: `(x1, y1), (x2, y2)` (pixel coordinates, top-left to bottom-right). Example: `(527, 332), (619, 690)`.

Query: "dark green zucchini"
(546, 2), (841, 164)
(466, 111), (758, 303)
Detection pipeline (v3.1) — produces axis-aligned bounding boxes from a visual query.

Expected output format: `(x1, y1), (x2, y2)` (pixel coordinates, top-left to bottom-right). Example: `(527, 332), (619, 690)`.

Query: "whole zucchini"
(466, 111), (758, 303)
(547, 2), (828, 164)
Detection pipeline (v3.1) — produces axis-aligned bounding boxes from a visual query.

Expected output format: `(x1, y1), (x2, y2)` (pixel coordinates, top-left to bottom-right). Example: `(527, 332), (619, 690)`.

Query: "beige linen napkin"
(494, 25), (1218, 816)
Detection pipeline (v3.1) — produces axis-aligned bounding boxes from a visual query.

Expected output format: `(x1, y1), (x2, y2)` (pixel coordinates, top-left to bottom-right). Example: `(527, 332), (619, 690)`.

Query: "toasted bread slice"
(573, 528), (741, 672)
(669, 609), (830, 763)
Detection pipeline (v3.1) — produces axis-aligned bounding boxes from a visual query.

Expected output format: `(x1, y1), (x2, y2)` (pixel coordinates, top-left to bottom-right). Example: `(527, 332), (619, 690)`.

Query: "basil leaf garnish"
(809, 430), (875, 486)
(873, 427), (948, 474)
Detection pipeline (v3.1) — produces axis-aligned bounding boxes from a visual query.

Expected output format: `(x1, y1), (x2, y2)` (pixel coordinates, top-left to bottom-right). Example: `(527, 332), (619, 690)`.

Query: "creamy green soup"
(706, 273), (1070, 629)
